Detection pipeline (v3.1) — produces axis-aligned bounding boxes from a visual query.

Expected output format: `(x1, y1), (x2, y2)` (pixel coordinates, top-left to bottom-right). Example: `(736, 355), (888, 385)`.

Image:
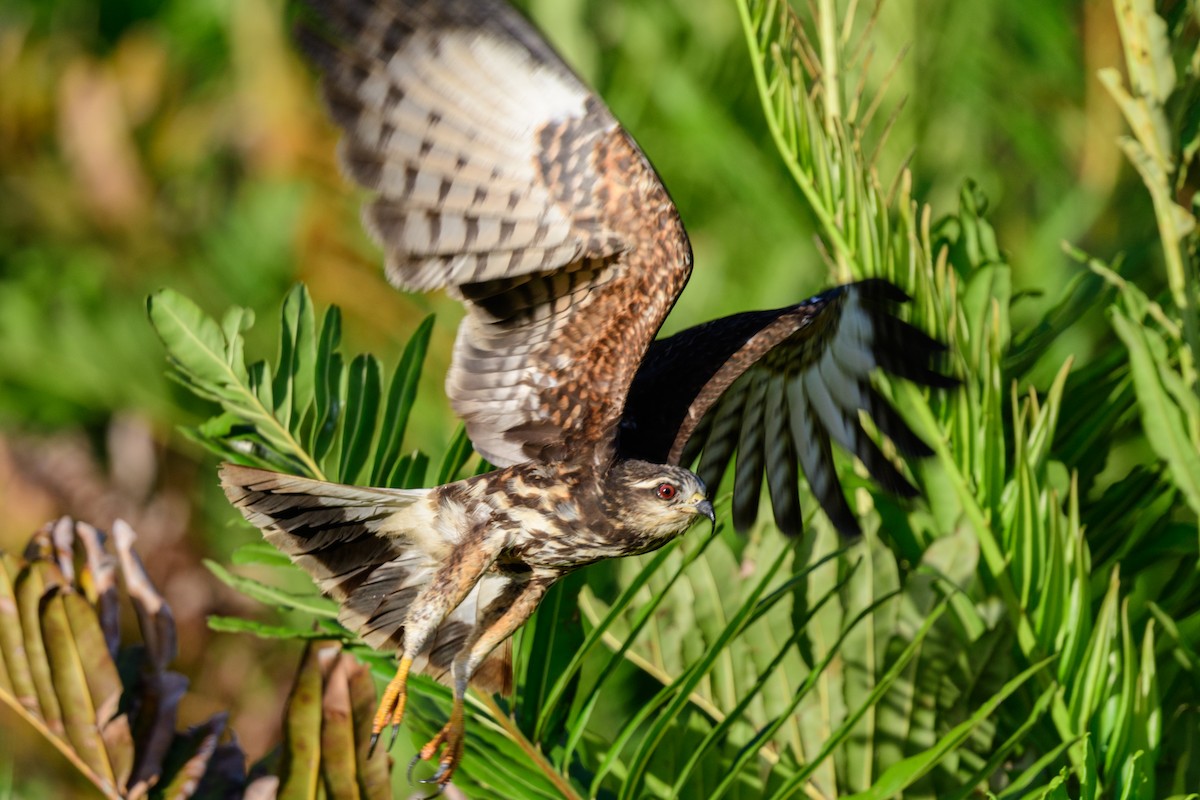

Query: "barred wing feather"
(219, 464), (513, 694)
(619, 279), (955, 537)
(298, 0), (693, 469)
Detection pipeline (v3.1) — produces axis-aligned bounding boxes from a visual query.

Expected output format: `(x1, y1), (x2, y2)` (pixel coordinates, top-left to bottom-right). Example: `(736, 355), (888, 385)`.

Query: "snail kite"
(220, 0), (954, 786)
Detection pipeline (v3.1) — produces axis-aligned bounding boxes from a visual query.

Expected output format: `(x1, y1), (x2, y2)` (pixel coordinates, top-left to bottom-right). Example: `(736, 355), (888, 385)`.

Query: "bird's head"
(605, 460), (715, 550)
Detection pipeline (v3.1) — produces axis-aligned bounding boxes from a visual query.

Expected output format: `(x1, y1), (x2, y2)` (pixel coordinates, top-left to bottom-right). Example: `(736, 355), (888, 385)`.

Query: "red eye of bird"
(656, 483), (677, 500)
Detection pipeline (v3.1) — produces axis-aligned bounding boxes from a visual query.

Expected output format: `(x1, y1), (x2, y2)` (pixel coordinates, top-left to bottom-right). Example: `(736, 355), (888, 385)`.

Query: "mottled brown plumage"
(220, 0), (953, 786)
(221, 458), (710, 784)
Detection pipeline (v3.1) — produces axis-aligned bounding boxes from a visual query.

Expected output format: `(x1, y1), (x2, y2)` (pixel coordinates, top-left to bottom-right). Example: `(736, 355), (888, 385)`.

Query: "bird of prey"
(220, 0), (954, 786)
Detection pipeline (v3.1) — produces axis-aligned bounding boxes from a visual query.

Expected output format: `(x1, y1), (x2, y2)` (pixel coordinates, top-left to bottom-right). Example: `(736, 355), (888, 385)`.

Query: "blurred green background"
(0, 0), (1139, 793)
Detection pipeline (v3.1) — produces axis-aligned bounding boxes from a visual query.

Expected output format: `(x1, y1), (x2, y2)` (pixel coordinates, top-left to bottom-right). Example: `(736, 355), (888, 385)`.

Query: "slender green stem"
(1155, 165), (1200, 412)
(478, 693), (581, 800)
(735, 0), (857, 269)
(897, 383), (1089, 775)
(817, 0), (841, 128)
(0, 690), (120, 800)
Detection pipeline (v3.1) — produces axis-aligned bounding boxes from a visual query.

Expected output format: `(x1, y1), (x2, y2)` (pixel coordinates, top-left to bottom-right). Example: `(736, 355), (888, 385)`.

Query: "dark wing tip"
(769, 499), (806, 537)
(831, 513), (863, 539)
(732, 493), (761, 534)
(855, 277), (912, 305)
(864, 291), (959, 391)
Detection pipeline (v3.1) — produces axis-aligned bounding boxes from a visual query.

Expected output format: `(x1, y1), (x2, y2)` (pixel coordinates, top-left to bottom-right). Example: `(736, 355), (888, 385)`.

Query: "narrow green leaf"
(618, 544), (793, 799)
(512, 571), (584, 744)
(204, 561), (339, 619)
(1111, 308), (1200, 517)
(206, 616), (345, 640)
(435, 425), (475, 485)
(338, 354), (382, 485)
(148, 290), (240, 388)
(1026, 358), (1073, 474)
(275, 285), (317, 434)
(561, 532), (725, 768)
(1147, 602), (1198, 675)
(1068, 568), (1121, 729)
(391, 451), (429, 490)
(1103, 599), (1138, 779)
(1133, 621), (1160, 782)
(942, 684), (1059, 800)
(997, 736), (1079, 799)
(219, 306), (253, 383)
(383, 453), (412, 490)
(372, 314), (434, 486)
(1081, 731), (1099, 800)
(1058, 487), (1092, 684)
(150, 289), (323, 478)
(313, 306), (344, 464)
(251, 359), (275, 418)
(230, 541), (294, 568)
(763, 601), (951, 800)
(843, 657), (1054, 800)
(668, 563), (868, 796)
(542, 541), (688, 744)
(1115, 749), (1150, 800)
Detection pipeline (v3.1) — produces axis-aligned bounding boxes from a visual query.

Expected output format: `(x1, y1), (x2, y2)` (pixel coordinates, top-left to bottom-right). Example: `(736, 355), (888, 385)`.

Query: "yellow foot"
(370, 656), (412, 754)
(407, 715), (466, 788)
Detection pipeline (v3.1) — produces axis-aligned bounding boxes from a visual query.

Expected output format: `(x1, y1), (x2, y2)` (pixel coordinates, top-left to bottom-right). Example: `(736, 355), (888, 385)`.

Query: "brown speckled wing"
(618, 280), (956, 537)
(219, 464), (513, 693)
(298, 0), (693, 468)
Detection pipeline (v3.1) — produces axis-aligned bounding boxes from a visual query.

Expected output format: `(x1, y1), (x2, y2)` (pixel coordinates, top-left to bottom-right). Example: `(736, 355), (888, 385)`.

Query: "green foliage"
(740, 0), (1198, 795)
(147, 285), (444, 489)
(4, 0), (1200, 798)
(136, 0), (1200, 796)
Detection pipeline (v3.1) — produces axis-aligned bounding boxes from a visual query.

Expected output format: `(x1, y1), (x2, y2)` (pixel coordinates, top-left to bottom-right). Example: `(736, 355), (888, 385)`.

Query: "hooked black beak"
(693, 495), (716, 530)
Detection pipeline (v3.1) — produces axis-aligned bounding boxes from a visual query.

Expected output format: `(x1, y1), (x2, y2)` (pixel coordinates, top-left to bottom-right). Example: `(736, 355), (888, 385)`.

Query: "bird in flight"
(220, 0), (954, 787)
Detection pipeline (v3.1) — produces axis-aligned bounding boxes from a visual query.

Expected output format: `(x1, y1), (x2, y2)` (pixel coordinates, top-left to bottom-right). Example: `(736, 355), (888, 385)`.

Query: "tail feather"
(219, 464), (513, 694)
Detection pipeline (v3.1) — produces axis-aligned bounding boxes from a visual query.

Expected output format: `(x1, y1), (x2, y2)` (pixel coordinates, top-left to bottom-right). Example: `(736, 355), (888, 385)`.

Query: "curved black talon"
(368, 732), (381, 757)
(388, 723), (401, 750)
(407, 753), (422, 785)
(421, 762), (451, 786)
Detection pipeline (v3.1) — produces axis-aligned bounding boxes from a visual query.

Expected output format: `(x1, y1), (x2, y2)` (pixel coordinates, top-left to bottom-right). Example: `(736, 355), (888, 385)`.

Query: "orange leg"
(409, 574), (553, 787)
(408, 694), (467, 787)
(370, 656), (413, 752)
(373, 537), (503, 755)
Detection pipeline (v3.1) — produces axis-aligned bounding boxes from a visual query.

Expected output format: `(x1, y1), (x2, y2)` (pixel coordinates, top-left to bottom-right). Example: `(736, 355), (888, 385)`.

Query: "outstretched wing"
(618, 279), (955, 537)
(298, 0), (692, 468)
